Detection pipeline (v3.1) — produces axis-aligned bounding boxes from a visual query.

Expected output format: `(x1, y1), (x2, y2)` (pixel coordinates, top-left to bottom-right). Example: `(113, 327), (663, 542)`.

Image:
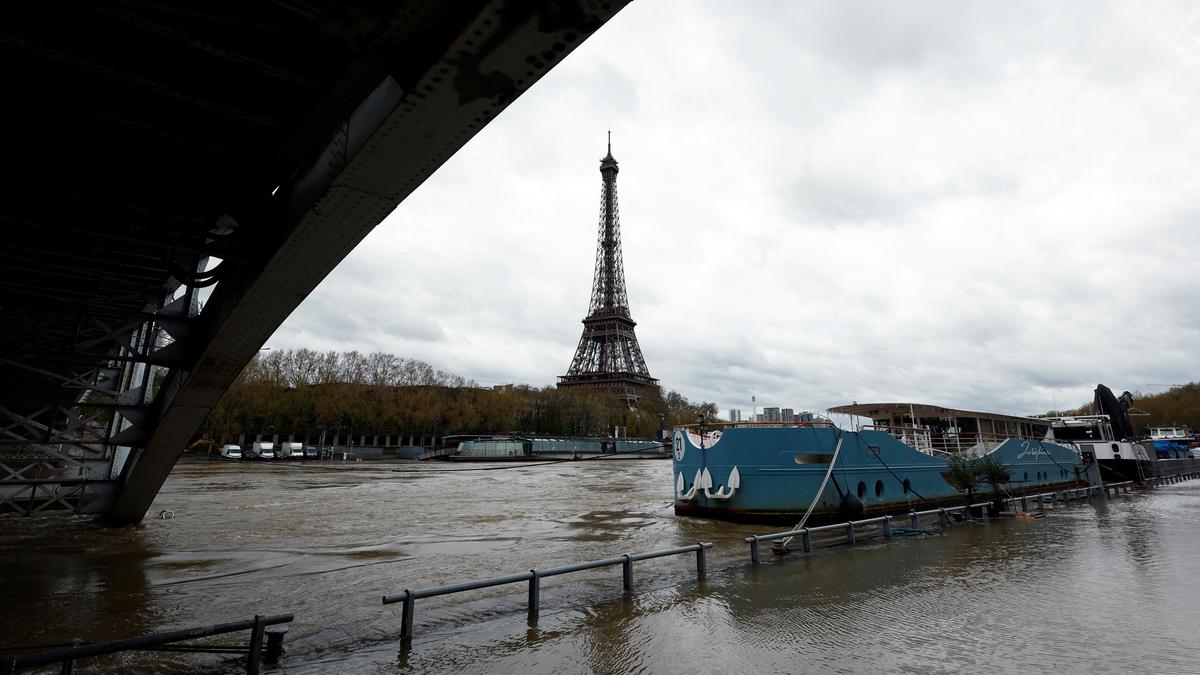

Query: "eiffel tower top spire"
(590, 133), (626, 317)
(558, 135), (658, 406)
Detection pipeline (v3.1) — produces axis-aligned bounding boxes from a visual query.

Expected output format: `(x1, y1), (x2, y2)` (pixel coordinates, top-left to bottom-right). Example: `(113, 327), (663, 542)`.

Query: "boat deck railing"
(382, 543), (712, 645)
(676, 420), (838, 433)
(855, 425), (1068, 457)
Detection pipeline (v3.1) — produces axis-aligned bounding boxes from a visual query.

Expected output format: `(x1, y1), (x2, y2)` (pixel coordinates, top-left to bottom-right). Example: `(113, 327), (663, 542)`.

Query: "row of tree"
(202, 349), (719, 444)
(1123, 383), (1200, 434)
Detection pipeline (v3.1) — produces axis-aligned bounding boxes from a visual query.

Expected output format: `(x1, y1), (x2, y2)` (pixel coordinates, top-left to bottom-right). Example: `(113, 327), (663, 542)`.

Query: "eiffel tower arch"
(558, 135), (659, 407)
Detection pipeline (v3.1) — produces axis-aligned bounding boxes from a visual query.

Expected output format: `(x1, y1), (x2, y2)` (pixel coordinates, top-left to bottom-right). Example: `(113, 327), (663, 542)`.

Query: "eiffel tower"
(558, 134), (659, 406)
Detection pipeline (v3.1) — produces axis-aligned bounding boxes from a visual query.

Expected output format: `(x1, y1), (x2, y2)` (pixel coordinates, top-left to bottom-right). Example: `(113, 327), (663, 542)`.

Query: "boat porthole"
(1111, 443), (1119, 452)
(857, 481), (866, 499)
(874, 480), (884, 498)
(902, 479), (911, 494)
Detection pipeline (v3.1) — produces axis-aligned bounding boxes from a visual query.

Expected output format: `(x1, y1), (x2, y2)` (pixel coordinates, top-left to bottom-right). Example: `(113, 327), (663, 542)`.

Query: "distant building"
(796, 411), (814, 423)
(763, 407), (781, 422)
(755, 413), (765, 422)
(781, 408), (794, 422)
(728, 409), (742, 422)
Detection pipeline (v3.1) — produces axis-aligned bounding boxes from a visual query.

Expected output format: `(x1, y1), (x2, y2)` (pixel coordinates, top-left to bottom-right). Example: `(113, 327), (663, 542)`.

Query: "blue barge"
(673, 402), (1086, 524)
(452, 435), (667, 461)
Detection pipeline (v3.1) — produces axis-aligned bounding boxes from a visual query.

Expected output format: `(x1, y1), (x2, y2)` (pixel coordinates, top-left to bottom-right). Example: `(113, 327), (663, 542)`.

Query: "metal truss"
(4, 1), (631, 523)
(565, 317), (652, 378)
(0, 254), (209, 519)
(586, 144), (631, 317)
(561, 141), (658, 403)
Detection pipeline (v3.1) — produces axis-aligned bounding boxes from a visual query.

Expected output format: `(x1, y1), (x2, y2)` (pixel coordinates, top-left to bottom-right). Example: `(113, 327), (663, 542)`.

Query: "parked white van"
(250, 441), (275, 460)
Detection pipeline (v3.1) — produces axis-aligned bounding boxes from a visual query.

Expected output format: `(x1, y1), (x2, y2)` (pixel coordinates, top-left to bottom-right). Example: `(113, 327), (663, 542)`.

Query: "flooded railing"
(742, 480), (1170, 564)
(745, 515), (898, 563)
(0, 613), (293, 675)
(383, 543), (713, 644)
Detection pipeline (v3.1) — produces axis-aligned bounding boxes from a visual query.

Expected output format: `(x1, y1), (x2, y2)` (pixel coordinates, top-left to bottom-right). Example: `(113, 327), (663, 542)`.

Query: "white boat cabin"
(828, 402), (1051, 457)
(1045, 415), (1152, 463)
(1149, 426), (1192, 441)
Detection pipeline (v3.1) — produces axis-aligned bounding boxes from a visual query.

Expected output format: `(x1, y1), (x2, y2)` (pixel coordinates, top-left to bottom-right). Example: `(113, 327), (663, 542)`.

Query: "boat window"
(1111, 443), (1119, 452)
(857, 481), (866, 499)
(875, 480), (884, 498)
(1052, 425), (1100, 441)
(794, 453), (828, 464)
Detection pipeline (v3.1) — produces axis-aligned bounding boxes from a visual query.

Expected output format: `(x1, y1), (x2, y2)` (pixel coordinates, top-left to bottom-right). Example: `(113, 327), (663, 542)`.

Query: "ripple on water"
(8, 463), (1200, 674)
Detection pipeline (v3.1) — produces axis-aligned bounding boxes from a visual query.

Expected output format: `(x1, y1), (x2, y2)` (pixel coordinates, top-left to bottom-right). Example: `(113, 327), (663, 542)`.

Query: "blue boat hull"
(672, 426), (1085, 524)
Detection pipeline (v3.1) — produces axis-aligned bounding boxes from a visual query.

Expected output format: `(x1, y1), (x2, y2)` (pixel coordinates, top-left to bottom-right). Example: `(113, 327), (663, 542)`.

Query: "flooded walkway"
(2, 460), (1198, 673)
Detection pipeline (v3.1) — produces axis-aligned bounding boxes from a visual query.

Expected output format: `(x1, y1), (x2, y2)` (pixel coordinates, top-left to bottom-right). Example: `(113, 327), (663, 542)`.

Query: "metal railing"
(742, 483), (1148, 564)
(1147, 472), (1198, 486)
(745, 515), (900, 563)
(383, 543), (712, 644)
(855, 425), (1060, 457)
(0, 613), (293, 675)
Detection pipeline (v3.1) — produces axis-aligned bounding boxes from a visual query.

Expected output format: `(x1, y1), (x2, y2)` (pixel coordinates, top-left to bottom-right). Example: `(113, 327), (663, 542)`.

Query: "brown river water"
(2, 459), (1199, 673)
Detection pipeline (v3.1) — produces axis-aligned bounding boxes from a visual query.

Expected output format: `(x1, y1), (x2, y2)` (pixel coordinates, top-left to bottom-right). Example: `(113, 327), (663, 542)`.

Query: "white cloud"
(271, 0), (1200, 418)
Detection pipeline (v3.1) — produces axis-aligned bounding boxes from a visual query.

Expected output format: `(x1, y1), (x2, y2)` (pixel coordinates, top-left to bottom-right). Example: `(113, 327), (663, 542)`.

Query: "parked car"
(218, 444), (242, 460)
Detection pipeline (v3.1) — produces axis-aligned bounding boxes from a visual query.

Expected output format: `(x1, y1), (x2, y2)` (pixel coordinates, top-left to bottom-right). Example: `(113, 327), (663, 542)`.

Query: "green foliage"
(943, 454), (1010, 495)
(1126, 383), (1200, 434)
(976, 454), (1011, 487)
(201, 349), (716, 443)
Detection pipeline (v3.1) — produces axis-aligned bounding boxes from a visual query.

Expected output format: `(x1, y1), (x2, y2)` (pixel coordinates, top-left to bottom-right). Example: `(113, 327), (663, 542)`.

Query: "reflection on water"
(2, 462), (1200, 673)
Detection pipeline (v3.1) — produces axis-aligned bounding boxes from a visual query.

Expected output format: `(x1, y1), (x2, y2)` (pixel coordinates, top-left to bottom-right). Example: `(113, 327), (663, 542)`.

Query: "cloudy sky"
(270, 0), (1200, 418)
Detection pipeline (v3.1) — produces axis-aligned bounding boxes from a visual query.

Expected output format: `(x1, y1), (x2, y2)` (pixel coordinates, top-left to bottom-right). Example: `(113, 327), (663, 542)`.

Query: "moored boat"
(672, 402), (1085, 524)
(452, 435), (668, 461)
(1045, 385), (1200, 482)
(1148, 425), (1196, 459)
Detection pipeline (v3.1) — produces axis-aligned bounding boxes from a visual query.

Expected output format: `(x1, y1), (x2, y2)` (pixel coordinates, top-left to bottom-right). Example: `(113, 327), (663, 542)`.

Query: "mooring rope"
(774, 431), (845, 552)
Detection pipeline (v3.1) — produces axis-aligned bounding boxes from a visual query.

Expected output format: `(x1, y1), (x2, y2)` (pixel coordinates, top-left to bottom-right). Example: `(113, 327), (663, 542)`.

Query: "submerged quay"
(2, 460), (1198, 673)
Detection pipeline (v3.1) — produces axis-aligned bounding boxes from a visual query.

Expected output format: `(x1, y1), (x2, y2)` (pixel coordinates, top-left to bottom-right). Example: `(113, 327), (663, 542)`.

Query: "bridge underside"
(1, 1), (628, 523)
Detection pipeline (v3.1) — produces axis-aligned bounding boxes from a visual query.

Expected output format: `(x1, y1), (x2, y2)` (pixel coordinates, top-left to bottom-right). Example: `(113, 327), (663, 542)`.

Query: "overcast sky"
(270, 0), (1200, 418)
